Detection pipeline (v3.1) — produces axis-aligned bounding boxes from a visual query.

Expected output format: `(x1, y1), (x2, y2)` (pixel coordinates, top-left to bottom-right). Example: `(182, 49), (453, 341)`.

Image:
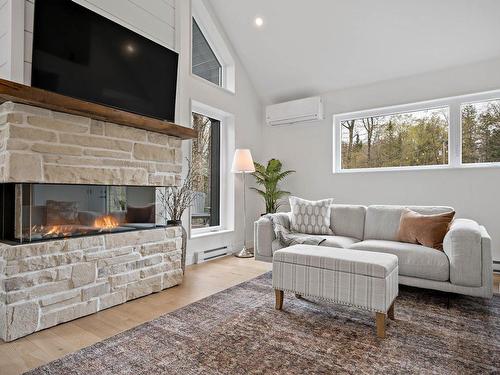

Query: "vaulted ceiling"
(209, 0), (500, 104)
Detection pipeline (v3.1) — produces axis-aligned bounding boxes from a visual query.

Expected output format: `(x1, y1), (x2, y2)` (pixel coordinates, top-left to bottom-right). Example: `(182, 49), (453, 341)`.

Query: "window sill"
(190, 228), (233, 239)
(190, 72), (236, 95)
(334, 163), (500, 174)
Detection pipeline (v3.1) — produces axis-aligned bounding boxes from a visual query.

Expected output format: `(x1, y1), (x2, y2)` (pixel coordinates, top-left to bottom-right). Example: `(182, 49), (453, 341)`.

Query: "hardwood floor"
(0, 256), (272, 375)
(0, 259), (498, 375)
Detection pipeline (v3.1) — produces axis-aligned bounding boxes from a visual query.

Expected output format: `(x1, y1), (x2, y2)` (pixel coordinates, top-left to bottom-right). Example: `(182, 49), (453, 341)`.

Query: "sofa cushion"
(349, 240), (449, 281)
(330, 204), (366, 240)
(319, 235), (360, 249)
(273, 245), (398, 278)
(364, 205), (455, 241)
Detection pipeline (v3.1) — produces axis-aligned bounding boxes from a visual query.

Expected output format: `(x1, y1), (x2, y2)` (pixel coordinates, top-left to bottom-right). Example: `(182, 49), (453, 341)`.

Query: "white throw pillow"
(289, 196), (334, 235)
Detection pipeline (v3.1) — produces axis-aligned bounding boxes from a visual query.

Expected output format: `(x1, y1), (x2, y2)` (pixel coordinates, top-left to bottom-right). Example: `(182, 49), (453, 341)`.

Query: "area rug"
(26, 272), (500, 375)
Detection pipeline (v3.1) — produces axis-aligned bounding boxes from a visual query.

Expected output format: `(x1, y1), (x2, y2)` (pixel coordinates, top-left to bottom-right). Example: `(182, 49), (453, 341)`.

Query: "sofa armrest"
(443, 219), (482, 287)
(253, 213), (290, 261)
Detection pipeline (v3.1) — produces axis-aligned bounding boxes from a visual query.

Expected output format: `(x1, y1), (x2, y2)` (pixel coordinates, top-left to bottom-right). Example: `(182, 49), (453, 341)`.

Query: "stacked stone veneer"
(0, 101), (187, 341)
(0, 227), (183, 341)
(0, 101), (182, 186)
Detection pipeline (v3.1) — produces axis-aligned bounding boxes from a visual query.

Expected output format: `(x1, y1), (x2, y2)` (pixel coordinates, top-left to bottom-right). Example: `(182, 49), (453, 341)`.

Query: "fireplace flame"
(31, 225), (76, 238)
(94, 215), (119, 231)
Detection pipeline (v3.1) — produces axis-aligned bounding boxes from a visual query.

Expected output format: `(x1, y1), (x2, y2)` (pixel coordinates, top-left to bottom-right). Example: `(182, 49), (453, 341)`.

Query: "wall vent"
(195, 246), (228, 263)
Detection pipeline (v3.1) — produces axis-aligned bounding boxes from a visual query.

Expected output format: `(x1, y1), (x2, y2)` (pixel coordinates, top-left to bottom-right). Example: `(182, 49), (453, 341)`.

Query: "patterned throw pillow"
(289, 196), (334, 235)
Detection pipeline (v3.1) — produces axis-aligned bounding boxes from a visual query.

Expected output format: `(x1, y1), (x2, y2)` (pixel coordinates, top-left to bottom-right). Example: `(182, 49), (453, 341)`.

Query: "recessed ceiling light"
(255, 17), (264, 27)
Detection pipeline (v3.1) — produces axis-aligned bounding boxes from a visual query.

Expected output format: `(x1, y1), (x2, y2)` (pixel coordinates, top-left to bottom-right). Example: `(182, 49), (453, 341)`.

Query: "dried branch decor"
(158, 158), (198, 223)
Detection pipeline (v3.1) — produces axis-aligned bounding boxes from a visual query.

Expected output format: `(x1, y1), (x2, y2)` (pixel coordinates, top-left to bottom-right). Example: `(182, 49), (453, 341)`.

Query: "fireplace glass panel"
(0, 183), (159, 244)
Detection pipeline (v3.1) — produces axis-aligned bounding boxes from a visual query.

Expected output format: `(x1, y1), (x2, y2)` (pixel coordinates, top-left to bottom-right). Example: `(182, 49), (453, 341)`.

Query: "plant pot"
(167, 220), (182, 226)
(166, 220), (187, 273)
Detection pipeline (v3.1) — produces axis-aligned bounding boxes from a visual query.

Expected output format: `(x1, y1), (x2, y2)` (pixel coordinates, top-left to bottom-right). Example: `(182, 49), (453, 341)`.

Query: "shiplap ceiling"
(208, 0), (500, 104)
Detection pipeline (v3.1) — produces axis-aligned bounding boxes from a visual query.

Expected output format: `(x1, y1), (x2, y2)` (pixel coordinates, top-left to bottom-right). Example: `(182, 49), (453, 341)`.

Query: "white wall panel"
(23, 30), (31, 63)
(1, 0), (24, 82)
(0, 1), (8, 36)
(23, 61), (30, 84)
(24, 0), (33, 33)
(129, 0), (175, 27)
(74, 0), (175, 48)
(0, 34), (7, 68)
(0, 0), (9, 74)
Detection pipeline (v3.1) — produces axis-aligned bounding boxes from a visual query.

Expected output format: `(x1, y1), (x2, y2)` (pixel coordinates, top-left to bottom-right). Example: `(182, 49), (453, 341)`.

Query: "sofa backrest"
(364, 205), (455, 241)
(330, 204), (367, 240)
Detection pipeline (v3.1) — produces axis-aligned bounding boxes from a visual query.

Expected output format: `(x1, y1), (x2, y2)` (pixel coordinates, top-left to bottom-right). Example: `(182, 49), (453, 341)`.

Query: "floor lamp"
(231, 149), (255, 258)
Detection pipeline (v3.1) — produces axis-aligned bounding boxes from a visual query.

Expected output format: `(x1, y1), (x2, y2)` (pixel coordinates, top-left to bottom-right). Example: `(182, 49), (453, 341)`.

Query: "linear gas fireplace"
(0, 183), (160, 244)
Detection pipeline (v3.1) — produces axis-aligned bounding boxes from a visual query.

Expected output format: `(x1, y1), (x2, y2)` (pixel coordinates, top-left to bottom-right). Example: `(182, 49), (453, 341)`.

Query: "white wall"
(262, 57), (500, 263)
(0, 0), (24, 82)
(3, 0), (264, 265)
(174, 0), (263, 264)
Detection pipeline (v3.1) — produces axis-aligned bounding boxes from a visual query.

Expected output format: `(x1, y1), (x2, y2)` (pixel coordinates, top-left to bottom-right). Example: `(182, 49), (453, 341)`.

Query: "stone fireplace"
(0, 102), (185, 341)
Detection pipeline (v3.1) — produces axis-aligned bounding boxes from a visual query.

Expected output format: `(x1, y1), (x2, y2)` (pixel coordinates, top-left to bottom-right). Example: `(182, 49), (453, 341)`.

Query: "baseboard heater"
(195, 246), (229, 263)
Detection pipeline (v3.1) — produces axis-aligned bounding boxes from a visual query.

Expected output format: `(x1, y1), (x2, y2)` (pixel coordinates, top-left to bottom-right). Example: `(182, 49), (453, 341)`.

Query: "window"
(462, 99), (500, 164)
(333, 90), (500, 172)
(340, 108), (449, 170)
(191, 112), (221, 230)
(191, 0), (236, 92)
(192, 19), (222, 86)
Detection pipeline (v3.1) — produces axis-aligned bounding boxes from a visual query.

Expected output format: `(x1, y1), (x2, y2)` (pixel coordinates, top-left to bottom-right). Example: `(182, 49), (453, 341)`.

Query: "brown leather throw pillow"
(397, 208), (455, 250)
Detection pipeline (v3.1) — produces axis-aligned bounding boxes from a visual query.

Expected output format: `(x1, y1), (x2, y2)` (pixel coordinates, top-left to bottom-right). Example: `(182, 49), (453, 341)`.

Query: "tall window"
(191, 113), (221, 230)
(462, 99), (500, 164)
(192, 18), (222, 86)
(334, 90), (500, 172)
(340, 108), (449, 170)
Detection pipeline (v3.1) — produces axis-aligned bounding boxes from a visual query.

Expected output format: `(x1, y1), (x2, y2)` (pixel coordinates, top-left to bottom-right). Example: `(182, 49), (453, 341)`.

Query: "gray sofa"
(254, 204), (493, 298)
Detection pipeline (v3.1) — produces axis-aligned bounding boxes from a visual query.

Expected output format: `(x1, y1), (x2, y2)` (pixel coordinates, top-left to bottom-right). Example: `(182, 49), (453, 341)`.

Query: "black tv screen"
(32, 0), (178, 122)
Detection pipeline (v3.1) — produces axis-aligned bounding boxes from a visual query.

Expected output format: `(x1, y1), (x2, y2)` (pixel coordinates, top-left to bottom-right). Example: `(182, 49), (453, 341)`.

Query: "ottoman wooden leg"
(388, 302), (395, 320)
(376, 312), (386, 338)
(275, 289), (284, 310)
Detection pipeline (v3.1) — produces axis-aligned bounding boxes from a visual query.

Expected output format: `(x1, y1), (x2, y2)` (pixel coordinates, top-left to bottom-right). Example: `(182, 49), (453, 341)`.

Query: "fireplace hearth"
(0, 183), (160, 244)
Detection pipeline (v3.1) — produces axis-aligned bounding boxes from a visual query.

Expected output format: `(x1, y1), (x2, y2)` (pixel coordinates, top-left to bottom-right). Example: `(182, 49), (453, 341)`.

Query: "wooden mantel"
(0, 78), (197, 140)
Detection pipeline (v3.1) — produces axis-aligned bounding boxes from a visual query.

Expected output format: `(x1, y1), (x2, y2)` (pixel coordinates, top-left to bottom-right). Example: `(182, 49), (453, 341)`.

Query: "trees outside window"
(340, 108), (449, 170)
(191, 113), (220, 229)
(462, 99), (500, 164)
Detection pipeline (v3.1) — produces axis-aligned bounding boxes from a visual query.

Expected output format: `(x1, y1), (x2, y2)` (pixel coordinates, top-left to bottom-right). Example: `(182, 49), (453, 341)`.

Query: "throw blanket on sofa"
(265, 214), (326, 247)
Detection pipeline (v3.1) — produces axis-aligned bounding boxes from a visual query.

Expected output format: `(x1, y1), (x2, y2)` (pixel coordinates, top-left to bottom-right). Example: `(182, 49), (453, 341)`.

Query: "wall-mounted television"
(31, 0), (178, 122)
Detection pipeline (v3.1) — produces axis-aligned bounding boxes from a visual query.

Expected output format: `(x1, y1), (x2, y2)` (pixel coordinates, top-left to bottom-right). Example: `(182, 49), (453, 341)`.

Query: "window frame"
(189, 101), (235, 238)
(332, 89), (500, 173)
(190, 111), (221, 232)
(192, 18), (223, 87)
(191, 0), (236, 93)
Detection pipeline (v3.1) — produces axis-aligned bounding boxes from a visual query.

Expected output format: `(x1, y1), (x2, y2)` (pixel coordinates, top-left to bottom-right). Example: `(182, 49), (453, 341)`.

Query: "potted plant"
(251, 159), (295, 214)
(158, 158), (198, 273)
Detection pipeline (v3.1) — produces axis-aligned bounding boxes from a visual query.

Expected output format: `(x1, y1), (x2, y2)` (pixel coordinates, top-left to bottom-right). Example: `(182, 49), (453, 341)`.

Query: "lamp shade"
(231, 149), (255, 173)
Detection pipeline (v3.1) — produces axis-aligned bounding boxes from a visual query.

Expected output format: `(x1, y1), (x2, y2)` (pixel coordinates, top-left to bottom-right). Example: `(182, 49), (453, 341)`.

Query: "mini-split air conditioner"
(265, 96), (324, 126)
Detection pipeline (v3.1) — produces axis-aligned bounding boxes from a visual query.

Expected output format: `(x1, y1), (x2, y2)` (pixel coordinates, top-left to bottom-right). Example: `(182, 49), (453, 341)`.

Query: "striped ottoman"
(273, 244), (398, 338)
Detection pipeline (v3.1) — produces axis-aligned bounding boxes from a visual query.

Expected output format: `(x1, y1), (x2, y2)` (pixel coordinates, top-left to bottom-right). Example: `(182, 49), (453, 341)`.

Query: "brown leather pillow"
(397, 208), (455, 250)
(126, 204), (155, 223)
